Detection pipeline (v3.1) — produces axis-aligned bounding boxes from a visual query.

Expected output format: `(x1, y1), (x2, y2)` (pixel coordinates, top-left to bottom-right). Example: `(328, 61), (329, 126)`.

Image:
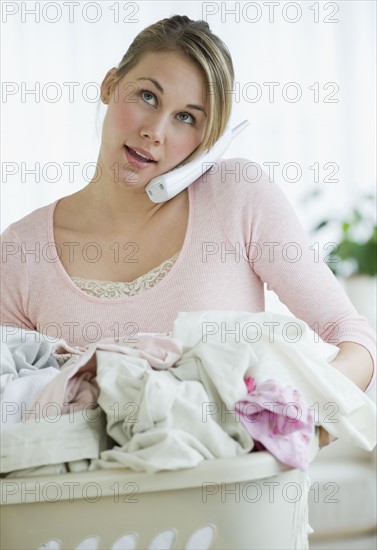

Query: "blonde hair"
(111, 15), (234, 165)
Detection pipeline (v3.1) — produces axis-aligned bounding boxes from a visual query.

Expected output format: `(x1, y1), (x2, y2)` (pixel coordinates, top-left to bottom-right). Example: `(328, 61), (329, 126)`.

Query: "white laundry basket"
(0, 451), (314, 550)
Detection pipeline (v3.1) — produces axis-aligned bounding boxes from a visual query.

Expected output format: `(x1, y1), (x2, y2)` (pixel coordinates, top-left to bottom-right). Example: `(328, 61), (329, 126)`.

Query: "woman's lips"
(124, 146), (156, 169)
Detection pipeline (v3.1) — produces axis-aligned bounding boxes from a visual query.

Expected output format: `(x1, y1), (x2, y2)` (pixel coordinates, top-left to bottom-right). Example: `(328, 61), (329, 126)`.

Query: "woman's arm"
(0, 226), (35, 331)
(319, 341), (374, 447)
(329, 341), (374, 392)
(232, 164), (376, 447)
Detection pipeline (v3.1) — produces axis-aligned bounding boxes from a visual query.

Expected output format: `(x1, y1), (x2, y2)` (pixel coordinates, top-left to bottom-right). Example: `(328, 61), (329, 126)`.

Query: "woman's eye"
(178, 112), (195, 125)
(140, 90), (195, 125)
(141, 90), (156, 104)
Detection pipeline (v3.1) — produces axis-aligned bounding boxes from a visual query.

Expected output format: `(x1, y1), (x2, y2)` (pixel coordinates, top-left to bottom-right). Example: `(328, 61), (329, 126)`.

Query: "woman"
(1, 16), (375, 447)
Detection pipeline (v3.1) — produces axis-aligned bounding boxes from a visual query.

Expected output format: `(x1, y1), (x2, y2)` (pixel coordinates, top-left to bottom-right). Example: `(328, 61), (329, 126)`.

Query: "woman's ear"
(100, 67), (118, 104)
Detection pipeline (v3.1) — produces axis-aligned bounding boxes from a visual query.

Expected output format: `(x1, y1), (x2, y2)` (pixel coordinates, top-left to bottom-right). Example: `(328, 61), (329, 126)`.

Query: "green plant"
(303, 191), (377, 278)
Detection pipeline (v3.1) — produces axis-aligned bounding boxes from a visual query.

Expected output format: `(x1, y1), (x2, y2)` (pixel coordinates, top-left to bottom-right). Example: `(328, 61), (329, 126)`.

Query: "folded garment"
(1, 366), (60, 431)
(2, 462), (68, 478)
(2, 459), (91, 479)
(0, 408), (108, 474)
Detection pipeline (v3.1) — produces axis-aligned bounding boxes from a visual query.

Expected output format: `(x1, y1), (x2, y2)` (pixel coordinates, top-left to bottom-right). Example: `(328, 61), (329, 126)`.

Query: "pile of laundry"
(1, 311), (376, 478)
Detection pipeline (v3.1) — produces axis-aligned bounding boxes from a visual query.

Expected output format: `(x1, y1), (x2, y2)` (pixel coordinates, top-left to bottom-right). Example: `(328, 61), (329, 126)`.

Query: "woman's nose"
(140, 115), (168, 144)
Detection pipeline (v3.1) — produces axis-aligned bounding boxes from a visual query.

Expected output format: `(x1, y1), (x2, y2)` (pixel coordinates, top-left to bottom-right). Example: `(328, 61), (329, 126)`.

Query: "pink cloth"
(1, 158), (375, 391)
(235, 379), (315, 471)
(244, 376), (256, 393)
(26, 334), (183, 419)
(64, 371), (99, 411)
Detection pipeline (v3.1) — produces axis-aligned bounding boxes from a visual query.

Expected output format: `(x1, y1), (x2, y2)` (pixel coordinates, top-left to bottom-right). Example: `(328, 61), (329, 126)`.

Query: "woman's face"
(99, 50), (208, 189)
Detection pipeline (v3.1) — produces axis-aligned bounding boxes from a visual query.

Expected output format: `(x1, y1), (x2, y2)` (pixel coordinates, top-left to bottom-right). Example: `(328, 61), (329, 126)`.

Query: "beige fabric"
(71, 251), (180, 298)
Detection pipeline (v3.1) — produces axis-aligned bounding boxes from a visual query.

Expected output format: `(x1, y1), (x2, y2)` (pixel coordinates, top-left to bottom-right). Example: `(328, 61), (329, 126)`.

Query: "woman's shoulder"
(1, 198), (59, 241)
(203, 156), (285, 206)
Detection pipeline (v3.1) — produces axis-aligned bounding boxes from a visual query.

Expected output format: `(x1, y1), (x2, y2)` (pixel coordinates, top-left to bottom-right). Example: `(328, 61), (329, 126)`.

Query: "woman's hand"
(318, 426), (337, 449)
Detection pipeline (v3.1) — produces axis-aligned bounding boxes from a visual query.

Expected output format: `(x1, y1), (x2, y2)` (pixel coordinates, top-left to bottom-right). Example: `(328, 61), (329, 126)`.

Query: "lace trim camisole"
(70, 251), (180, 299)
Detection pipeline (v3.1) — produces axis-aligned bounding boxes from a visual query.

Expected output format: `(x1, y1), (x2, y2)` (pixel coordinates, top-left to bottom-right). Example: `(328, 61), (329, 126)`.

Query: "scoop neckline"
(70, 250), (180, 284)
(48, 185), (194, 303)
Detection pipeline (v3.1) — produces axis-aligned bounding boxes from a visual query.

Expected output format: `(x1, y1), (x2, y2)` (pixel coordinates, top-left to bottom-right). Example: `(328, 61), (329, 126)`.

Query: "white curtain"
(2, 0), (376, 238)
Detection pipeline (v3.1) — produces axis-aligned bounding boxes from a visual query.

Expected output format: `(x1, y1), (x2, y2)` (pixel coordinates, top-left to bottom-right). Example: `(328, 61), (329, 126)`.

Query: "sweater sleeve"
(0, 225), (35, 332)
(237, 164), (376, 392)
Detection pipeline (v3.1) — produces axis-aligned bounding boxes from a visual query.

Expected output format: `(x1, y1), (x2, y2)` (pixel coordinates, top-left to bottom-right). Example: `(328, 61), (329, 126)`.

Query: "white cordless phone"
(145, 120), (249, 203)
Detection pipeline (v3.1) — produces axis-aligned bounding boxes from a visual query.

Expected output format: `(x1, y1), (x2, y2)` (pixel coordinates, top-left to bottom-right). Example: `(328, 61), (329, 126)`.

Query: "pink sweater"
(1, 158), (376, 390)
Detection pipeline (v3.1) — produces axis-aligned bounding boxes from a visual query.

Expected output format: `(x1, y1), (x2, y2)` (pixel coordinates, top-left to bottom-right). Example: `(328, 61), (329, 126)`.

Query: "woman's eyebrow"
(136, 77), (207, 116)
(136, 77), (164, 93)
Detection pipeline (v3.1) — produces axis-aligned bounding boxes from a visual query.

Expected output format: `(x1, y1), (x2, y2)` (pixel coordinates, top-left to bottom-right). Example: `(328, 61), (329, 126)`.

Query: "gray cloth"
(1, 326), (81, 429)
(1, 325), (60, 375)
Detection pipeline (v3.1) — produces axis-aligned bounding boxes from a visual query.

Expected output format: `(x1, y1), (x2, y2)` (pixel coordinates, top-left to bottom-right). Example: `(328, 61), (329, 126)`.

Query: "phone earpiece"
(145, 120), (250, 203)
